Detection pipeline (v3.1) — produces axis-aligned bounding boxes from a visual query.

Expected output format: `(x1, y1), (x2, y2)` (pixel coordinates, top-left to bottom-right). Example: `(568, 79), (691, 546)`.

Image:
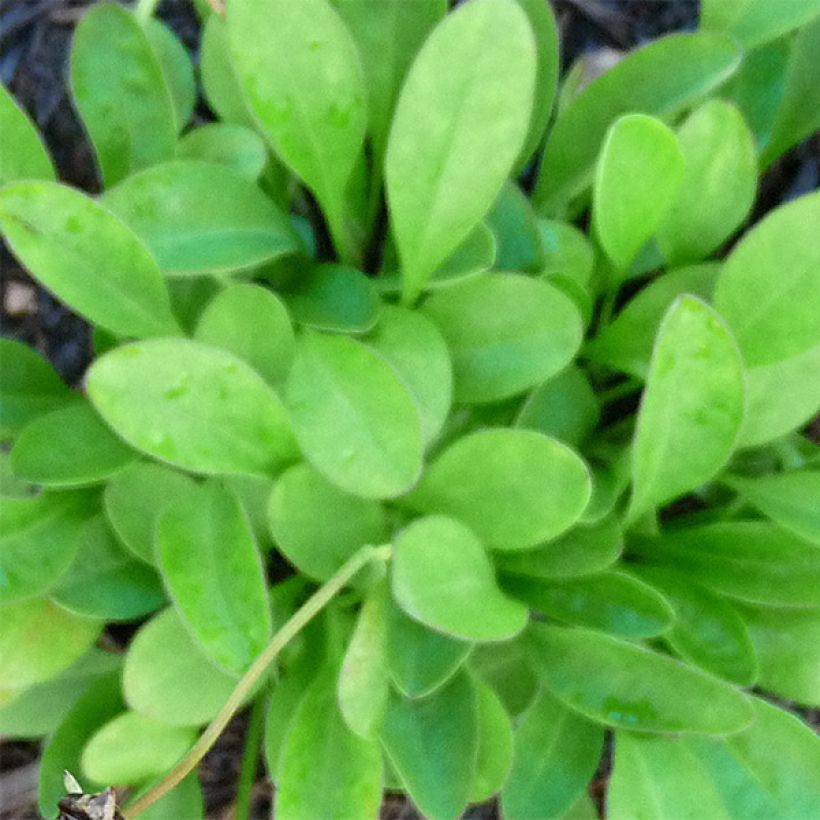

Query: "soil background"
(1, 1), (818, 819)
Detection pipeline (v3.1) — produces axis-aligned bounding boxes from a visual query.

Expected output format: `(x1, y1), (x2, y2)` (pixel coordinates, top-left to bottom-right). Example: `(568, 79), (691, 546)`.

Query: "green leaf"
(195, 283), (295, 385)
(69, 2), (176, 186)
(332, 0), (446, 160)
(700, 0), (820, 49)
(87, 338), (298, 477)
(539, 219), (595, 284)
(406, 429), (591, 551)
(387, 598), (472, 699)
(131, 774), (204, 820)
(739, 603), (820, 706)
(144, 19), (196, 132)
(725, 470), (820, 545)
(229, 0), (367, 232)
(381, 672), (479, 820)
(51, 515), (165, 621)
(501, 690), (604, 820)
(561, 793), (599, 820)
(11, 402), (137, 487)
(527, 623), (753, 734)
(656, 101), (756, 265)
(0, 490), (93, 603)
(391, 515), (528, 642)
(585, 263), (720, 379)
(471, 638), (539, 717)
(338, 583), (389, 739)
(470, 680), (514, 803)
(714, 191), (820, 366)
(285, 332), (422, 499)
(158, 482), (272, 674)
(421, 274), (583, 404)
(38, 675), (123, 818)
(593, 114), (684, 276)
(629, 565), (757, 686)
(102, 160), (300, 276)
(0, 182), (181, 338)
(281, 263), (381, 334)
(200, 15), (255, 127)
(630, 521), (820, 608)
(0, 598), (100, 693)
(104, 461), (197, 564)
(533, 33), (741, 216)
(81, 710), (196, 786)
(364, 305), (452, 446)
(628, 296), (744, 521)
(0, 339), (73, 441)
(268, 462), (387, 582)
(0, 82), (54, 185)
(504, 571), (674, 639)
(495, 516), (622, 580)
(487, 182), (546, 273)
(515, 366), (600, 447)
(386, 0), (536, 301)
(177, 123), (269, 180)
(276, 670), (383, 820)
(123, 607), (240, 727)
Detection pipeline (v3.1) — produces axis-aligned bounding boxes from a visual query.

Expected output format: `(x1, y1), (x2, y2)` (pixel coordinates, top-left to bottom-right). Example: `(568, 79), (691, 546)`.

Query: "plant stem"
(122, 543), (392, 819)
(233, 695), (266, 820)
(325, 201), (361, 268)
(134, 0), (161, 24)
(599, 378), (641, 405)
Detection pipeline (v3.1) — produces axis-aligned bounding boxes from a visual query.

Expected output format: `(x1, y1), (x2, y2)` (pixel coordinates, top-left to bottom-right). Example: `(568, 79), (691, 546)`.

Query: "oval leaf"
(471, 680), (514, 803)
(0, 83), (54, 184)
(177, 123), (268, 180)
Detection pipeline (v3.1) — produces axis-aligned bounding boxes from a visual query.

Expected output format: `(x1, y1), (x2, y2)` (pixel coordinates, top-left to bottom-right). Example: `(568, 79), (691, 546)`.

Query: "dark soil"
(1, 1), (818, 819)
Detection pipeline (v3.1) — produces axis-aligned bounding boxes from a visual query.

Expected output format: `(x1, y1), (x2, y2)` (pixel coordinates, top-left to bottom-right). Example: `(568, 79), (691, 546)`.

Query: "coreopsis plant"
(1, 0), (819, 817)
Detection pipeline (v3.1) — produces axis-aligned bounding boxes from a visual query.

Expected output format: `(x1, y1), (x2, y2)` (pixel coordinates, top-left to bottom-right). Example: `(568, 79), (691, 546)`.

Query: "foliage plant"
(1, 0), (820, 817)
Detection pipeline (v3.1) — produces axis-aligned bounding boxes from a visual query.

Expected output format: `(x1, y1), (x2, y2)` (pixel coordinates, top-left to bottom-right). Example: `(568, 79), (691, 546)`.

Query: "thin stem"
(134, 0), (161, 24)
(233, 695), (266, 820)
(599, 378), (641, 405)
(123, 544), (392, 819)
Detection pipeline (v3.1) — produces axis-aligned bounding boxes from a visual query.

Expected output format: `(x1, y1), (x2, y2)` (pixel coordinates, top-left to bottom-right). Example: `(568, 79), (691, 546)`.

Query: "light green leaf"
(0, 598), (100, 693)
(0, 490), (93, 603)
(81, 711), (196, 786)
(386, 0), (536, 301)
(657, 101), (756, 265)
(0, 182), (180, 338)
(87, 338), (298, 477)
(471, 638), (539, 717)
(51, 515), (165, 621)
(69, 2), (176, 186)
(382, 672), (479, 820)
(102, 160), (300, 276)
(0, 82), (54, 184)
(527, 623), (753, 734)
(276, 670), (383, 820)
(738, 603), (820, 706)
(229, 0), (367, 232)
(502, 690), (604, 820)
(195, 283), (295, 385)
(387, 599), (472, 699)
(630, 565), (757, 686)
(177, 123), (269, 180)
(144, 19), (196, 132)
(364, 305), (452, 446)
(470, 680), (514, 803)
(533, 33), (740, 217)
(504, 571), (674, 638)
(421, 274), (583, 404)
(200, 15), (255, 127)
(11, 402), (137, 487)
(285, 332), (422, 499)
(725, 470), (820, 545)
(585, 263), (719, 379)
(391, 515), (528, 642)
(131, 774), (204, 820)
(714, 191), (820, 366)
(268, 462), (387, 582)
(630, 521), (820, 608)
(593, 114), (684, 276)
(0, 339), (73, 441)
(628, 296), (744, 521)
(496, 516), (622, 580)
(487, 182), (546, 273)
(406, 429), (591, 551)
(700, 0), (820, 49)
(158, 481), (272, 674)
(281, 263), (381, 334)
(123, 607), (240, 727)
(104, 461), (197, 564)
(561, 793), (599, 820)
(539, 219), (595, 284)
